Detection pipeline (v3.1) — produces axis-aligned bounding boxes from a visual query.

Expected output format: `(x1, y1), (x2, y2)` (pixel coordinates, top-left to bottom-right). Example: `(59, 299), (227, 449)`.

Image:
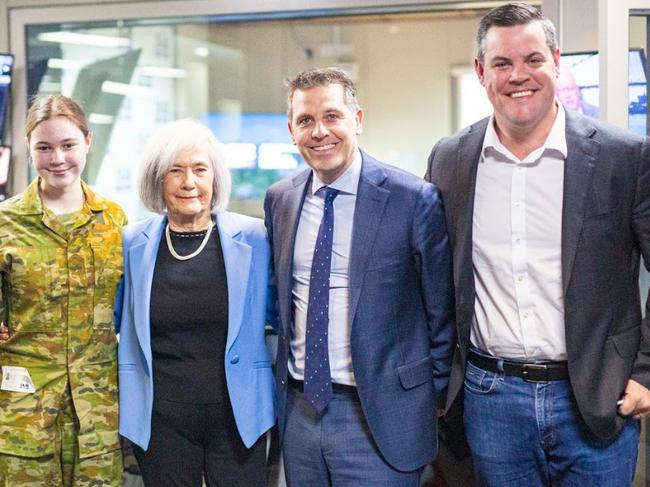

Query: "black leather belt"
(468, 350), (569, 382)
(288, 376), (358, 396)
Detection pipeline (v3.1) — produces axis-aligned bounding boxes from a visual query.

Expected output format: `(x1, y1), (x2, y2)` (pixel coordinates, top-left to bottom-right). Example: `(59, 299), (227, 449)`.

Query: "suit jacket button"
(230, 355), (240, 364)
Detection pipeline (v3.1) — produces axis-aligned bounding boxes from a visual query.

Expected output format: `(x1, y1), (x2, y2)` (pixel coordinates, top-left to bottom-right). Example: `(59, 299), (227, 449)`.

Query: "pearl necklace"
(165, 219), (214, 261)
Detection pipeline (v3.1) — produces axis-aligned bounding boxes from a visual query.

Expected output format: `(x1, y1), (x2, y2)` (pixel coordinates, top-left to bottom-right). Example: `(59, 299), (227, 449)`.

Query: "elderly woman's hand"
(0, 322), (8, 341)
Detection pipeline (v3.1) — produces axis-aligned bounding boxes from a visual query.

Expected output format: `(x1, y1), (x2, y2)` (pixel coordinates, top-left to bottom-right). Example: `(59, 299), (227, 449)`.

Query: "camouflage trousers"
(0, 384), (122, 486)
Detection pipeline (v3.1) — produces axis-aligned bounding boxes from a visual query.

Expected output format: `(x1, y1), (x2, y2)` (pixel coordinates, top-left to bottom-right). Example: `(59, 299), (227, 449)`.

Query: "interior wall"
(630, 15), (646, 49)
(357, 16), (478, 174)
(559, 0), (598, 52)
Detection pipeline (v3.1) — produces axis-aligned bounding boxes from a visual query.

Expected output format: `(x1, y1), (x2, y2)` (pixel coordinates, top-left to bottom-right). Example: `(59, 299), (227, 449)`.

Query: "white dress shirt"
(471, 105), (568, 361)
(289, 151), (361, 386)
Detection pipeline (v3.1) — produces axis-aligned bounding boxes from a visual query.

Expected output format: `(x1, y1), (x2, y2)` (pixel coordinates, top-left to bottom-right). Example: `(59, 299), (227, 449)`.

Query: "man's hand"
(0, 322), (8, 341)
(618, 379), (650, 419)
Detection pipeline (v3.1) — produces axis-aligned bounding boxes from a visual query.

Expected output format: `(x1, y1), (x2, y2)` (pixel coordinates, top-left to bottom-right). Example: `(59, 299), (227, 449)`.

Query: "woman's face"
(29, 116), (91, 194)
(163, 142), (215, 226)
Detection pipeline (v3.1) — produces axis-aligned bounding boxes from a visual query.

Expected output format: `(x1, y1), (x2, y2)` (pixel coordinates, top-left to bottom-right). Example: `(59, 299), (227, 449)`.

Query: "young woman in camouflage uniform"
(0, 95), (126, 486)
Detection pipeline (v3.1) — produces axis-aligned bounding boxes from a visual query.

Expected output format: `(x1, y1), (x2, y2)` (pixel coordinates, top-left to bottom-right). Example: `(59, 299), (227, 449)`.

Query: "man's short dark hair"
(286, 67), (359, 119)
(476, 2), (558, 63)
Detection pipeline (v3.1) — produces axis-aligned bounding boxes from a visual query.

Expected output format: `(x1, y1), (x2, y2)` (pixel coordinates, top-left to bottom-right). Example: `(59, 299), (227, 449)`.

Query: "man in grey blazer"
(264, 67), (455, 486)
(426, 3), (650, 485)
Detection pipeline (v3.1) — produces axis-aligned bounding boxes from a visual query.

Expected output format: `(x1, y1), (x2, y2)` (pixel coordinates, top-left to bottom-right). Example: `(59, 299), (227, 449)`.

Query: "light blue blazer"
(116, 211), (276, 450)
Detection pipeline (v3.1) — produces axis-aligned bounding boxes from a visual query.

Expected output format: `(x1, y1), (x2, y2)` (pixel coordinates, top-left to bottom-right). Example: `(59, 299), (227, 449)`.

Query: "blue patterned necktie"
(304, 187), (339, 413)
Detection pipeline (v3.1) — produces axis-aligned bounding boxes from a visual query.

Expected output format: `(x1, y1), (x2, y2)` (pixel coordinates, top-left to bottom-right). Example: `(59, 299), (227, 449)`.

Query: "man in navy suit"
(426, 3), (650, 485)
(264, 67), (455, 486)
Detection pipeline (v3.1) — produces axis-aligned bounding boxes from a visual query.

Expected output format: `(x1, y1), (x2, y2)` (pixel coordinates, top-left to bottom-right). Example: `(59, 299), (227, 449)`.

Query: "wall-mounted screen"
(558, 49), (647, 136)
(201, 112), (302, 200)
(0, 54), (14, 144)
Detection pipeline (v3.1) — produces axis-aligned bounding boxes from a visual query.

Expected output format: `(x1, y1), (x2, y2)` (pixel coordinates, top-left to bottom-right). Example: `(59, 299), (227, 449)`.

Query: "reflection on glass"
(0, 145), (11, 201)
(70, 50), (142, 184)
(557, 50), (647, 136)
(0, 53), (13, 144)
(202, 112), (301, 198)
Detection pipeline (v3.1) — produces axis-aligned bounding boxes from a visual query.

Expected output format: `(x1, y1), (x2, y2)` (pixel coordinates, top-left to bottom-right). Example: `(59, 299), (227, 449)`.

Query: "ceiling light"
(194, 47), (209, 58)
(38, 31), (131, 48)
(47, 58), (84, 70)
(88, 113), (115, 125)
(137, 66), (187, 78)
(101, 80), (152, 97)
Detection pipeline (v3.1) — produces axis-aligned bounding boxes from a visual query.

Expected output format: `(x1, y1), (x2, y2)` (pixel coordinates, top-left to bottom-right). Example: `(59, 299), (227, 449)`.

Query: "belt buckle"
(521, 364), (548, 383)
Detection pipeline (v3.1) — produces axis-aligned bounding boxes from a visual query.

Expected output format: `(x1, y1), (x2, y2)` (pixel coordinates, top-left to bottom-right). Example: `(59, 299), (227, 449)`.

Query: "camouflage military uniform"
(0, 179), (126, 486)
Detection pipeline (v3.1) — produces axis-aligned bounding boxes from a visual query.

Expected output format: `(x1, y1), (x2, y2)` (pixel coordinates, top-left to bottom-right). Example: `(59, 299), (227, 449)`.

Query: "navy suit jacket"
(264, 152), (455, 471)
(426, 110), (650, 439)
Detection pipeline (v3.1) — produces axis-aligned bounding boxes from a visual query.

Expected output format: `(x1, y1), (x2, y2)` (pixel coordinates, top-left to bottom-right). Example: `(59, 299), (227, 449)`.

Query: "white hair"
(139, 118), (231, 214)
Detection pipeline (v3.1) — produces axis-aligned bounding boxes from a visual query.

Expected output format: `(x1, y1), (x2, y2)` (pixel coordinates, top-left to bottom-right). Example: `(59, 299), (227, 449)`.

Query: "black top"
(150, 223), (229, 404)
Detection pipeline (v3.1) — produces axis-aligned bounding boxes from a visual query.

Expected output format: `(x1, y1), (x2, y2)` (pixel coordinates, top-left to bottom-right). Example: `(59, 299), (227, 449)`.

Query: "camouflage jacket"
(0, 179), (126, 458)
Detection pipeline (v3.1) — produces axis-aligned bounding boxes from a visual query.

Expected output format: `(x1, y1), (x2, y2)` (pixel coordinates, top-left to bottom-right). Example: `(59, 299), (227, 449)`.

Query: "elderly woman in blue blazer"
(115, 119), (275, 486)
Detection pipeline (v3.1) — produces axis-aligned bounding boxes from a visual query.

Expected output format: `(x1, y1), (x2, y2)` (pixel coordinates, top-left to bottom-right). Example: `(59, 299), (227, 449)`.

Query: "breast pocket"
(7, 247), (56, 333)
(92, 244), (123, 329)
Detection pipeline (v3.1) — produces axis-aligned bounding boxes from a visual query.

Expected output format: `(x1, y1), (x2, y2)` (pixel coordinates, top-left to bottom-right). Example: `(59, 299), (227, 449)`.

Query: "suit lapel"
(217, 211), (252, 352)
(455, 120), (487, 310)
(129, 215), (165, 368)
(277, 171), (311, 332)
(561, 113), (598, 294)
(453, 114), (599, 302)
(349, 154), (389, 324)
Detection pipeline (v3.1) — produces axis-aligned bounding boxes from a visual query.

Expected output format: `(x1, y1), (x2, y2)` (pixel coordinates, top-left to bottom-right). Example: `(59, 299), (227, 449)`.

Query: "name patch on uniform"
(1, 366), (36, 393)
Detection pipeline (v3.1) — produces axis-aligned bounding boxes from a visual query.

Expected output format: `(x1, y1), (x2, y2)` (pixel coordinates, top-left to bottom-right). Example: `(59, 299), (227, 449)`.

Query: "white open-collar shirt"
(471, 104), (568, 361)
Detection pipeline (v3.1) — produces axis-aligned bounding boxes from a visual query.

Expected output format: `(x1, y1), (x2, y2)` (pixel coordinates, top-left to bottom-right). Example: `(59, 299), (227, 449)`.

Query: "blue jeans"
(463, 360), (639, 486)
(282, 385), (420, 487)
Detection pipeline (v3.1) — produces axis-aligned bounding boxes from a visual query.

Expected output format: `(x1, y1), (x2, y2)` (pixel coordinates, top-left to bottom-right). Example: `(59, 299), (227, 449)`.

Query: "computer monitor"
(0, 54), (14, 144)
(558, 49), (647, 136)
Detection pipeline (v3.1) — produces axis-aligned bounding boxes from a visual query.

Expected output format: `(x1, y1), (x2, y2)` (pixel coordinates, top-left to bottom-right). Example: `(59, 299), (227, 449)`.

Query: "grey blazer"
(264, 152), (456, 471)
(426, 110), (650, 440)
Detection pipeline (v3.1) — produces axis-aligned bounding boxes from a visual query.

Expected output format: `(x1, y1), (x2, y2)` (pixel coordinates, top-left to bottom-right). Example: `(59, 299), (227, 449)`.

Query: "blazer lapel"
(277, 171), (311, 333)
(217, 211), (252, 352)
(129, 215), (165, 369)
(349, 154), (389, 324)
(561, 113), (598, 294)
(455, 120), (487, 312)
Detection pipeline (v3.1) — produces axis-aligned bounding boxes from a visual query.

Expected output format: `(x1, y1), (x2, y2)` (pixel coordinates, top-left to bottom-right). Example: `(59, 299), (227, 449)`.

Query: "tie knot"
(323, 187), (339, 203)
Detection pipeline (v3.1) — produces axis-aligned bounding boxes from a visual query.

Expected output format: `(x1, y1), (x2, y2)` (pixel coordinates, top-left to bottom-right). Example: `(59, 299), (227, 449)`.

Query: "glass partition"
(25, 11), (483, 220)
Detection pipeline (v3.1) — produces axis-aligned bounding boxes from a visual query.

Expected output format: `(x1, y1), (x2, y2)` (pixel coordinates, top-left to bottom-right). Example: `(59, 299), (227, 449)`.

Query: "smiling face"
(163, 141), (215, 230)
(476, 21), (560, 138)
(29, 116), (91, 194)
(289, 83), (363, 185)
